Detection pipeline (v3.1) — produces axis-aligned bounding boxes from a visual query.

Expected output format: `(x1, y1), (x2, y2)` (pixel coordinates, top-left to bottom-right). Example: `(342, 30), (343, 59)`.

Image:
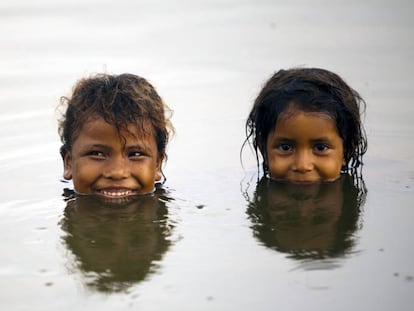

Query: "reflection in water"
(246, 175), (366, 263)
(59, 187), (174, 293)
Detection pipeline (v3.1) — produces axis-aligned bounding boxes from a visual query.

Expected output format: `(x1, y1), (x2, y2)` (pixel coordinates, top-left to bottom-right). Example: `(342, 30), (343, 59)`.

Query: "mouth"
(95, 188), (139, 199)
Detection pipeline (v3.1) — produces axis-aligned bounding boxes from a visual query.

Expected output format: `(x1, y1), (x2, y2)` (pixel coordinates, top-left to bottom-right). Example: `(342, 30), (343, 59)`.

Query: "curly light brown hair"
(58, 73), (173, 162)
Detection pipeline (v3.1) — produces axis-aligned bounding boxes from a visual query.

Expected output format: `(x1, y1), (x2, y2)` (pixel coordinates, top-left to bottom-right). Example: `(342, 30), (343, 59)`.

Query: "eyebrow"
(83, 144), (112, 151)
(82, 143), (149, 152)
(125, 144), (149, 152)
(271, 136), (334, 145)
(271, 136), (295, 142)
(310, 137), (332, 142)
(273, 136), (292, 140)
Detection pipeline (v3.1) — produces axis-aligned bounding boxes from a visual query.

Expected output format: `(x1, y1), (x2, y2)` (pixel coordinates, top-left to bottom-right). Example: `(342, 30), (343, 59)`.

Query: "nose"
(292, 150), (313, 173)
(103, 156), (129, 180)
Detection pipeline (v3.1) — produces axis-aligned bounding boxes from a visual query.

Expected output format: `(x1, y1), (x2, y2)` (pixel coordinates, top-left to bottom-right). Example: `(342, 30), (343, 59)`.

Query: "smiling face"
(265, 108), (345, 183)
(62, 117), (162, 198)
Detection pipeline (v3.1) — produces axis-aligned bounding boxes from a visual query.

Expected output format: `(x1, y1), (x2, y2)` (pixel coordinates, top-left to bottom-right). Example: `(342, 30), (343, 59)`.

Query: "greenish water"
(0, 0), (413, 310)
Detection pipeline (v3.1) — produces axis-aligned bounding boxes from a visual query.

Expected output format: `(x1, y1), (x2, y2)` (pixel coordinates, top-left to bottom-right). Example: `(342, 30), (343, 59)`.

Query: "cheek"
(72, 162), (98, 185)
(319, 159), (343, 179)
(267, 156), (290, 176)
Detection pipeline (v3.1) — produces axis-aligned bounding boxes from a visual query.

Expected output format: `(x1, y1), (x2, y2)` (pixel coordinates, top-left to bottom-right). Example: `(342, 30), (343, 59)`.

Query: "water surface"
(0, 0), (413, 310)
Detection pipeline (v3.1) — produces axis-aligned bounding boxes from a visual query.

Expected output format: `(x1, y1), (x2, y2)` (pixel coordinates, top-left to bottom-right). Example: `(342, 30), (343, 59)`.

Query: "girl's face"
(62, 118), (162, 198)
(265, 109), (345, 183)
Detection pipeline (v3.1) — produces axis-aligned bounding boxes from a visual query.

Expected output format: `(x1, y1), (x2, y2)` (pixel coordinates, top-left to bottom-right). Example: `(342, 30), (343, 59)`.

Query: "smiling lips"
(97, 188), (138, 198)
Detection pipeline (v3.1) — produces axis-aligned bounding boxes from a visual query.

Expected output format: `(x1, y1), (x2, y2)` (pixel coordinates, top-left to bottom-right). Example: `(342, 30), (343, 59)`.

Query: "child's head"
(58, 73), (173, 198)
(245, 67), (367, 182)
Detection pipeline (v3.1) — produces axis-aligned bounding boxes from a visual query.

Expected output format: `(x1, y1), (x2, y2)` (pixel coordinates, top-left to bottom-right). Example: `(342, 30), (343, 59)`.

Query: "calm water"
(1, 0), (413, 310)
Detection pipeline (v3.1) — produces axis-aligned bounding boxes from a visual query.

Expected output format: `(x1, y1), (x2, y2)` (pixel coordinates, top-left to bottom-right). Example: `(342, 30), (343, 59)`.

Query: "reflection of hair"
(246, 174), (366, 259)
(244, 68), (367, 176)
(60, 188), (173, 293)
(58, 73), (173, 159)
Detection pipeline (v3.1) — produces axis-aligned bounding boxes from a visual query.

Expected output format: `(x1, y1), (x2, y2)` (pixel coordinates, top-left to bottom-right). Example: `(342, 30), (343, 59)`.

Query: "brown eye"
(88, 151), (104, 156)
(277, 143), (293, 152)
(86, 150), (105, 159)
(128, 151), (143, 158)
(314, 143), (329, 152)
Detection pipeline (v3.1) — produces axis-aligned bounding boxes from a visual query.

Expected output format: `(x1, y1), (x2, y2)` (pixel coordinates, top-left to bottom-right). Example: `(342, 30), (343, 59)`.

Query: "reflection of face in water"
(247, 175), (366, 259)
(60, 188), (173, 293)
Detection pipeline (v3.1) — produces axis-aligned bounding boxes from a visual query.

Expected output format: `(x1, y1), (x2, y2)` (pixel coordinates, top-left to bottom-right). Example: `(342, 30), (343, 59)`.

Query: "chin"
(269, 176), (320, 184)
(74, 188), (156, 206)
(269, 173), (341, 184)
(288, 179), (320, 184)
(76, 192), (155, 208)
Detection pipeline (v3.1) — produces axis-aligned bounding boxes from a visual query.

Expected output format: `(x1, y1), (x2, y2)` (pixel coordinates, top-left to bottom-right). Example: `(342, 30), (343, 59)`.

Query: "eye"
(128, 151), (144, 158)
(313, 143), (329, 153)
(86, 150), (106, 159)
(277, 143), (293, 152)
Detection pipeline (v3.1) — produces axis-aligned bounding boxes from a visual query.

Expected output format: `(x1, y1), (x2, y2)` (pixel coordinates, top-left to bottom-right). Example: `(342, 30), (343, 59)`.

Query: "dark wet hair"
(244, 68), (367, 176)
(58, 73), (173, 159)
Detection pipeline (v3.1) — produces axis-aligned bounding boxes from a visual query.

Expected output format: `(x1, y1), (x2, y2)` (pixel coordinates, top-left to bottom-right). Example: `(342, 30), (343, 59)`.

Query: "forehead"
(75, 117), (156, 144)
(274, 110), (338, 137)
(275, 108), (337, 133)
(278, 103), (334, 121)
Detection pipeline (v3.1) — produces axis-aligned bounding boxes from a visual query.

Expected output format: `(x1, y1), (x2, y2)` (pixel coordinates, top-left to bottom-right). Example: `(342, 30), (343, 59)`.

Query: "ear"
(60, 146), (73, 180)
(155, 155), (164, 182)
